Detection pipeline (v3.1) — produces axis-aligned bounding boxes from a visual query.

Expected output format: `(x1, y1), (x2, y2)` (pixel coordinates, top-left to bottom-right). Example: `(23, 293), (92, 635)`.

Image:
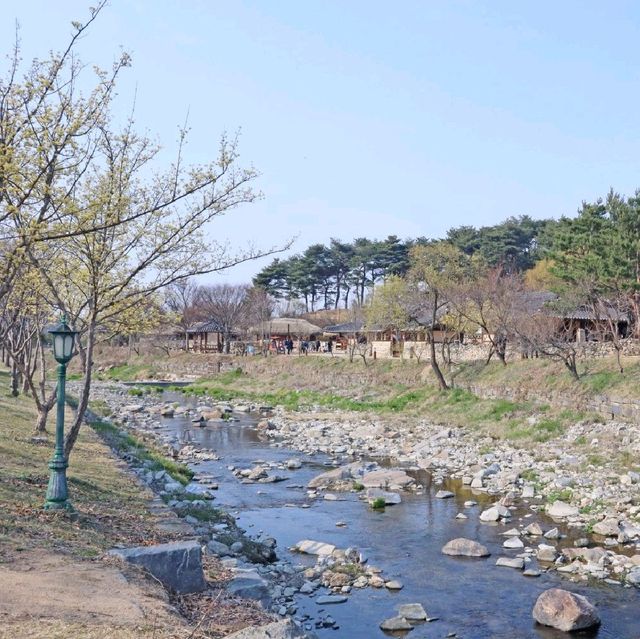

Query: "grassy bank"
(0, 371), (165, 562)
(100, 350), (640, 473)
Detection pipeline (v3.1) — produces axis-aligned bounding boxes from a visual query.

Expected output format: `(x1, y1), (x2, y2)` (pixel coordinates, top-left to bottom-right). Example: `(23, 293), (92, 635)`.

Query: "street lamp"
(44, 314), (77, 511)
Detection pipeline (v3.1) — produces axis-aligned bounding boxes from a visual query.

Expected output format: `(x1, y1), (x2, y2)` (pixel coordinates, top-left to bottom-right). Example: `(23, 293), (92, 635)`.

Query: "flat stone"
(316, 595), (347, 604)
(108, 541), (206, 594)
(397, 603), (427, 621)
(503, 537), (524, 549)
(225, 619), (317, 638)
(295, 540), (336, 556)
(361, 469), (414, 489)
(442, 538), (490, 558)
(435, 490), (455, 499)
(379, 616), (413, 631)
(496, 557), (524, 569)
(385, 580), (403, 590)
(532, 588), (600, 632)
(547, 501), (579, 519)
(523, 569), (541, 577)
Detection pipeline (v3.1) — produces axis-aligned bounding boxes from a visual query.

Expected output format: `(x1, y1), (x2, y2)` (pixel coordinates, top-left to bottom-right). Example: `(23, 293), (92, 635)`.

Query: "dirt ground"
(0, 550), (186, 639)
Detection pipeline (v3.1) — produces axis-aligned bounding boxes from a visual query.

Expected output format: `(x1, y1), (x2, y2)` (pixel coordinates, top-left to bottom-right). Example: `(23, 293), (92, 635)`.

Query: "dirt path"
(0, 550), (185, 639)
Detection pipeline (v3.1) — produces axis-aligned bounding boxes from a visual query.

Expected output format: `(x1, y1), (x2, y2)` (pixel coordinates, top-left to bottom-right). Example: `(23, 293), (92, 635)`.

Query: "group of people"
(273, 337), (334, 355)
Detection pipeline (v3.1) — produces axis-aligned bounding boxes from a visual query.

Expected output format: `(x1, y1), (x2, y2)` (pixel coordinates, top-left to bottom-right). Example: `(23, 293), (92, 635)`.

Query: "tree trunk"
(563, 354), (580, 381)
(11, 361), (19, 397)
(64, 321), (95, 460)
(34, 406), (50, 433)
(429, 333), (448, 390)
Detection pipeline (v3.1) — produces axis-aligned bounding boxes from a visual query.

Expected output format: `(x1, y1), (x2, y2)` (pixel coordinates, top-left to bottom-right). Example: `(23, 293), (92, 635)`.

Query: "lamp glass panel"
(63, 334), (74, 359)
(53, 335), (64, 360)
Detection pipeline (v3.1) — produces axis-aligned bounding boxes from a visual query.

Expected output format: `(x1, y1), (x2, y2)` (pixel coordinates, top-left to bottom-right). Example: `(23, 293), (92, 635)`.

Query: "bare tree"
(165, 279), (203, 350)
(196, 284), (250, 354)
(514, 300), (583, 381)
(451, 268), (526, 366)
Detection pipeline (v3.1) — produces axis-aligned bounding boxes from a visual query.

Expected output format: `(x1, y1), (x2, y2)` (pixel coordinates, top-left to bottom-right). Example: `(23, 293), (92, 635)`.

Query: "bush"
(371, 497), (386, 509)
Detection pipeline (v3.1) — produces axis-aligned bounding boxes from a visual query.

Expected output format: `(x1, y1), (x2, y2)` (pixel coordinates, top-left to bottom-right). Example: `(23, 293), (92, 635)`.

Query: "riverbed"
(134, 390), (640, 638)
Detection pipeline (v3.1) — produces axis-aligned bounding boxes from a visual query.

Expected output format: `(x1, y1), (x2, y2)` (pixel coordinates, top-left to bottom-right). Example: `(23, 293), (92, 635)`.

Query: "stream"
(152, 391), (639, 638)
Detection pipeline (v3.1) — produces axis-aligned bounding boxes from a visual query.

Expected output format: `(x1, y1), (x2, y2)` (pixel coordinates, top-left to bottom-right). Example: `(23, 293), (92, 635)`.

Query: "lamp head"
(48, 314), (77, 364)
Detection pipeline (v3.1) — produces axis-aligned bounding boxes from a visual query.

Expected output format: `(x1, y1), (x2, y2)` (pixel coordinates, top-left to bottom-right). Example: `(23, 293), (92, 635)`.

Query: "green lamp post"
(44, 315), (77, 511)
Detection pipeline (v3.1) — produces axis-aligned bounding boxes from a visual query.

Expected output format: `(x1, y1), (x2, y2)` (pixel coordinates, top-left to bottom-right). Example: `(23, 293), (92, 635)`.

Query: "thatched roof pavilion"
(251, 317), (322, 337)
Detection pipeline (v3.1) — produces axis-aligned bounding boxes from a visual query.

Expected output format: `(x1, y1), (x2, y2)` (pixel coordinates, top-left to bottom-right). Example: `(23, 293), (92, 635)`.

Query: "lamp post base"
(44, 456), (73, 511)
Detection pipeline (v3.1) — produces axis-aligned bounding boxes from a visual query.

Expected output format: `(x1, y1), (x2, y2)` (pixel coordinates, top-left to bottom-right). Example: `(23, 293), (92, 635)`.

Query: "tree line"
(253, 216), (558, 312)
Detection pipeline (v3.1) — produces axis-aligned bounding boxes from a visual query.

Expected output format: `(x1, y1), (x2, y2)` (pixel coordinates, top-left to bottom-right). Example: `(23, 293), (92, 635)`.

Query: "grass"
(89, 419), (193, 485)
(370, 497), (386, 509)
(99, 363), (155, 382)
(546, 488), (573, 504)
(0, 370), (167, 562)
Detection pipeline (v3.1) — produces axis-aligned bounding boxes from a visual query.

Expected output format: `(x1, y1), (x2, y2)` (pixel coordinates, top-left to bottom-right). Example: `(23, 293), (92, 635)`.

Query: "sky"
(3, 1), (640, 283)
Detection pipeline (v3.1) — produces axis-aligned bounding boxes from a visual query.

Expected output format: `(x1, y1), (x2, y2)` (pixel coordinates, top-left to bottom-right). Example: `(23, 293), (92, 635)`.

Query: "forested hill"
(253, 215), (558, 310)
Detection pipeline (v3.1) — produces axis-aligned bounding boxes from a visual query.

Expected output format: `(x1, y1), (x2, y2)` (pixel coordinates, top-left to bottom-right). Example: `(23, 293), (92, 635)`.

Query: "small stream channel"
(153, 391), (639, 639)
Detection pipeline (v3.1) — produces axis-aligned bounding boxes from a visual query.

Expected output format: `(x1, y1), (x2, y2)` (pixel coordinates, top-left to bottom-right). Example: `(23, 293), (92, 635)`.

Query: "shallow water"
(156, 394), (640, 639)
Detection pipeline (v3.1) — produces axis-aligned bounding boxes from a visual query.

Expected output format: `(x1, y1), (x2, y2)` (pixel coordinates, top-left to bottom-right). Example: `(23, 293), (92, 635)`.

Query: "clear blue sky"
(4, 1), (640, 282)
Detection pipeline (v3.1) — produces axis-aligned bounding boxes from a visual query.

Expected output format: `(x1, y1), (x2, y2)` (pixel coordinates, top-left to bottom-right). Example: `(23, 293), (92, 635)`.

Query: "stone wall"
(460, 381), (640, 422)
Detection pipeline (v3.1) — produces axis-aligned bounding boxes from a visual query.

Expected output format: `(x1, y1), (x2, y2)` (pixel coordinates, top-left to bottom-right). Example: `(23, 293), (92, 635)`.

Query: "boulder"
(360, 469), (414, 490)
(435, 490), (455, 499)
(247, 466), (268, 481)
(397, 603), (427, 621)
(442, 538), (490, 558)
(626, 567), (640, 587)
(537, 544), (558, 562)
(307, 464), (358, 489)
(379, 616), (413, 631)
(547, 501), (579, 519)
(225, 619), (317, 639)
(592, 518), (620, 537)
(479, 507), (500, 522)
(108, 540), (206, 594)
(524, 522), (544, 536)
(532, 588), (600, 632)
(227, 568), (271, 604)
(206, 540), (231, 557)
